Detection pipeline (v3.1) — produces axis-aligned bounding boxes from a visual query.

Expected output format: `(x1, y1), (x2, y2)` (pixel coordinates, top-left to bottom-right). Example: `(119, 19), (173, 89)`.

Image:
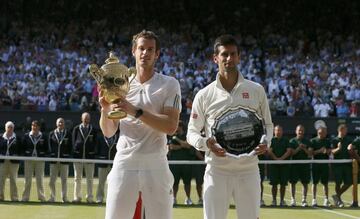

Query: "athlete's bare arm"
(114, 96), (179, 135)
(99, 90), (119, 138)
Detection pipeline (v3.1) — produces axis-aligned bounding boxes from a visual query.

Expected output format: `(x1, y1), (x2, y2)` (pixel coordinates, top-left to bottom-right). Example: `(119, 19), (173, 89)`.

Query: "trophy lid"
(101, 51), (129, 74)
(105, 51), (120, 65)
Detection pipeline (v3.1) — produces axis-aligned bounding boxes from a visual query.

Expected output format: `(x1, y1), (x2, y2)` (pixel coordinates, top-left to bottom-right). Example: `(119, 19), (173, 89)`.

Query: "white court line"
(263, 183), (352, 205)
(262, 193), (360, 219)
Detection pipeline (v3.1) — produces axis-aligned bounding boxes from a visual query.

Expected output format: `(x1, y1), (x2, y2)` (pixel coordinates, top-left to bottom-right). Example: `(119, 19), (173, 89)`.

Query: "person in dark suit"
(48, 117), (72, 202)
(21, 120), (48, 202)
(0, 121), (21, 201)
(72, 112), (98, 203)
(95, 130), (118, 203)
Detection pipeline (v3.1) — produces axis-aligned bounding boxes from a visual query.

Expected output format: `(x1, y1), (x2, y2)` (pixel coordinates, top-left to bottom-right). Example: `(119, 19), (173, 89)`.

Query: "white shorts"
(105, 166), (174, 219)
(203, 167), (260, 219)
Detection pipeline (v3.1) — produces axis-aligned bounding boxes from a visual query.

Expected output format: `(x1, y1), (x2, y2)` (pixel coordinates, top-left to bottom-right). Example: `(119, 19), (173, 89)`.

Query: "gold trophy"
(89, 52), (136, 120)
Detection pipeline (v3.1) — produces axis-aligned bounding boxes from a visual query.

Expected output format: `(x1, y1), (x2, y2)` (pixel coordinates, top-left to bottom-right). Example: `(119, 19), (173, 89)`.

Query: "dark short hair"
(338, 124), (347, 131)
(274, 124), (283, 129)
(32, 120), (40, 127)
(213, 34), (240, 55)
(132, 30), (160, 51)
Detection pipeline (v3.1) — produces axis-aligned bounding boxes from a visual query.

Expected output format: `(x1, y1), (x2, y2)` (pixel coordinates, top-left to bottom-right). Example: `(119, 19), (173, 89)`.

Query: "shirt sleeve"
(186, 91), (209, 152)
(164, 78), (182, 111)
(259, 86), (274, 146)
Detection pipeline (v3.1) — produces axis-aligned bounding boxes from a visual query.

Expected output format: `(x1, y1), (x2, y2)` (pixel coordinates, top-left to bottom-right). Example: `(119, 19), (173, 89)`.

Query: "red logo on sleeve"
(242, 92), (249, 99)
(192, 113), (198, 119)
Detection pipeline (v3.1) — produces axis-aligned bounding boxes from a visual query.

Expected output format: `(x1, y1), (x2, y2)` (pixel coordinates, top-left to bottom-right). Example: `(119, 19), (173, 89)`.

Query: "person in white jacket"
(187, 34), (273, 219)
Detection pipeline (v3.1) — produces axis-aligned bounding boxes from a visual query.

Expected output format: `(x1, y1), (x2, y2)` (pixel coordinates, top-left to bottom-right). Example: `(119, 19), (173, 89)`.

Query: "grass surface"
(0, 177), (360, 219)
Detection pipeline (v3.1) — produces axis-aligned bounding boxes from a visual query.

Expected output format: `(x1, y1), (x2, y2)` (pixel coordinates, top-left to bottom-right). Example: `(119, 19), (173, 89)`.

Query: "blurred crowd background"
(1, 0), (360, 121)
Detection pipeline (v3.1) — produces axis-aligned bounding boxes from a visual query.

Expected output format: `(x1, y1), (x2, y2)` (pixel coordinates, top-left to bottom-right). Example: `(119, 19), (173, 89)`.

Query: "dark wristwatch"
(134, 108), (143, 118)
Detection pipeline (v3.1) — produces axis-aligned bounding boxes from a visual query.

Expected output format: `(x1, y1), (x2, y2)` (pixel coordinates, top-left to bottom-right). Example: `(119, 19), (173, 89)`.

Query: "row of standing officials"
(1, 113), (360, 208)
(0, 112), (117, 203)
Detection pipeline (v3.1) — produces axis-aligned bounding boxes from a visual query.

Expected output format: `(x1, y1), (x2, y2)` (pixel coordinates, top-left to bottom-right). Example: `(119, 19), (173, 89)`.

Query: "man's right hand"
(337, 142), (342, 149)
(206, 137), (226, 157)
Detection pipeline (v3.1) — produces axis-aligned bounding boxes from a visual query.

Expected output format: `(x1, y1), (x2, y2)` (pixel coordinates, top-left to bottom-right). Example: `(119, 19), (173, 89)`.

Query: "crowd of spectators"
(1, 0), (360, 119)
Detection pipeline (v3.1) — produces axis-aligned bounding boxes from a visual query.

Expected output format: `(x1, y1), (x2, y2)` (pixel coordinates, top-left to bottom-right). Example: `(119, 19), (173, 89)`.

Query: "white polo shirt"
(114, 72), (181, 170)
(187, 72), (273, 174)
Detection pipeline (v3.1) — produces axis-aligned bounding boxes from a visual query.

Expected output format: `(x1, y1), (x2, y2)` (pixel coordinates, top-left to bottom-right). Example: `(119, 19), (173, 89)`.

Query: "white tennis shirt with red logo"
(187, 72), (273, 174)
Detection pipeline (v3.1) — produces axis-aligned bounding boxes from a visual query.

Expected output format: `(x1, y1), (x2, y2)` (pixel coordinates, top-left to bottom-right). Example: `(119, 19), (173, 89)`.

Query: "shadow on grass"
(0, 200), (105, 207)
(261, 205), (360, 210)
(174, 203), (360, 211)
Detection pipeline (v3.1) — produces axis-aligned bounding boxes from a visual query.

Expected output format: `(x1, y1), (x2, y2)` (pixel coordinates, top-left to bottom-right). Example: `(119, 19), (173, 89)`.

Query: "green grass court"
(0, 178), (360, 219)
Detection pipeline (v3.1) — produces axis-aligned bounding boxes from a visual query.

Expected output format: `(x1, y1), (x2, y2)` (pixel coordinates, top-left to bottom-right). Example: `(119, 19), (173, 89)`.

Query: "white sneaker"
(338, 199), (344, 208)
(290, 199), (296, 207)
(323, 199), (331, 207)
(184, 198), (193, 205)
(260, 199), (266, 207)
(280, 200), (287, 207)
(173, 197), (177, 206)
(312, 199), (317, 207)
(301, 199), (308, 207)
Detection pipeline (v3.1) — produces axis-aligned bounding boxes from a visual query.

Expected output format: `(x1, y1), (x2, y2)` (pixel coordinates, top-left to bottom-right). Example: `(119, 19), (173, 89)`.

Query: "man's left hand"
(254, 144), (268, 155)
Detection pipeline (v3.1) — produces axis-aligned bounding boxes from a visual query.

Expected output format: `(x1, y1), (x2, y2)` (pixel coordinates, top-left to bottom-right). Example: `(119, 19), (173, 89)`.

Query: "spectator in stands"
(2, 1), (360, 118)
(309, 124), (331, 207)
(72, 112), (98, 203)
(48, 95), (58, 111)
(336, 100), (350, 117)
(289, 125), (312, 207)
(0, 121), (21, 201)
(48, 118), (72, 203)
(267, 125), (292, 206)
(313, 100), (332, 118)
(95, 130), (118, 204)
(274, 96), (287, 116)
(168, 121), (194, 205)
(349, 101), (358, 117)
(21, 120), (47, 202)
(286, 101), (296, 117)
(331, 124), (352, 207)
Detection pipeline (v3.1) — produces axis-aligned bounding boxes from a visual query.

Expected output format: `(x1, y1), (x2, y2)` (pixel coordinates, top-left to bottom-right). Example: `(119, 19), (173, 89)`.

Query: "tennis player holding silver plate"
(187, 34), (273, 219)
(212, 106), (267, 158)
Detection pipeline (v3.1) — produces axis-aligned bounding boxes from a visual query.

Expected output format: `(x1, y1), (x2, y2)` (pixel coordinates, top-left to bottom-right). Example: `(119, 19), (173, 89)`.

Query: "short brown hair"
(132, 30), (160, 51)
(213, 34), (240, 55)
(32, 120), (40, 127)
(338, 124), (347, 131)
